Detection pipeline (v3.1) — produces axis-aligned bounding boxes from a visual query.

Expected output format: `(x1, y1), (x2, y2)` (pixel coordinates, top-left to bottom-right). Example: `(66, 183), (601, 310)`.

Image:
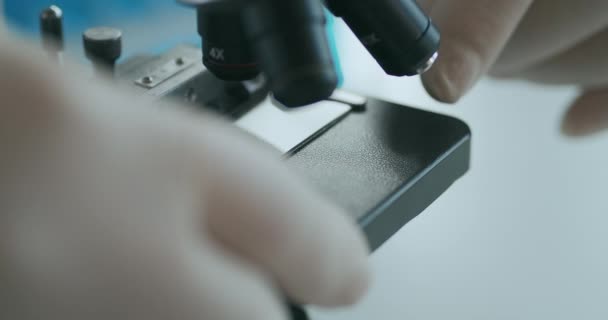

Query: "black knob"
(243, 0), (338, 107)
(40, 5), (64, 56)
(83, 27), (123, 73)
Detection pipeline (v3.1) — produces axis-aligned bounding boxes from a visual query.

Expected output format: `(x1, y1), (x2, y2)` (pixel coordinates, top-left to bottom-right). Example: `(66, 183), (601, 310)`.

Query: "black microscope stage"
(118, 45), (471, 251)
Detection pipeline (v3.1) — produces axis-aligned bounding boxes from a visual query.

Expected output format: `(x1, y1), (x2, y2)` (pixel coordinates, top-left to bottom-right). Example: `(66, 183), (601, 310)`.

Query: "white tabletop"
(310, 22), (608, 320)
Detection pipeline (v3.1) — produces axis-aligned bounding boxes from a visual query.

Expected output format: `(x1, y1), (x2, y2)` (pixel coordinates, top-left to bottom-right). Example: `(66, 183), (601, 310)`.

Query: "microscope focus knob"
(83, 27), (123, 72)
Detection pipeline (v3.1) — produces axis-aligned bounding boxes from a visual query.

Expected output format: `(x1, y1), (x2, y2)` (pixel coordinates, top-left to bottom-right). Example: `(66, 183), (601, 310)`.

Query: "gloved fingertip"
(337, 260), (372, 306)
(421, 47), (482, 104)
(421, 69), (461, 104)
(561, 114), (592, 137)
(562, 89), (608, 137)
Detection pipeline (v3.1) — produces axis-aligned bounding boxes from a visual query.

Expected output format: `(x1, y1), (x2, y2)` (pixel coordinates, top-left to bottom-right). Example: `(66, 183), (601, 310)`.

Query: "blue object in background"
(4, 0), (188, 57)
(4, 0), (172, 36)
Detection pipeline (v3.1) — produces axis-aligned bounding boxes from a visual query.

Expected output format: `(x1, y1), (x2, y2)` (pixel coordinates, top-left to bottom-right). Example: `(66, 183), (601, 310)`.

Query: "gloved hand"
(419, 0), (608, 136)
(0, 34), (370, 320)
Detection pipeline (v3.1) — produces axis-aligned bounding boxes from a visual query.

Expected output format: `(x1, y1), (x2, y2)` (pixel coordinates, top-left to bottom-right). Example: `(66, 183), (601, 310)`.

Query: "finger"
(510, 27), (608, 87)
(421, 0), (533, 103)
(158, 242), (289, 320)
(0, 35), (76, 181)
(492, 0), (608, 75)
(198, 120), (371, 307)
(0, 37), (288, 320)
(562, 88), (608, 137)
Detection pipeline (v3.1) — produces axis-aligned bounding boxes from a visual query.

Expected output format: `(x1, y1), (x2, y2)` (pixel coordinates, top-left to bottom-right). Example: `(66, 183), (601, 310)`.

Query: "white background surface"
(309, 22), (608, 320)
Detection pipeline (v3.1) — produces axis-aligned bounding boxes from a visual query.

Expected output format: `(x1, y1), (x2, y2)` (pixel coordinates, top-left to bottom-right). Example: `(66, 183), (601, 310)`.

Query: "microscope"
(39, 1), (470, 318)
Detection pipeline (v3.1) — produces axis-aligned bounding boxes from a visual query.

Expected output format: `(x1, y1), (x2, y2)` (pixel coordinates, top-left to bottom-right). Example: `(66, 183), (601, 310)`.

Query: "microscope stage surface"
(118, 45), (471, 251)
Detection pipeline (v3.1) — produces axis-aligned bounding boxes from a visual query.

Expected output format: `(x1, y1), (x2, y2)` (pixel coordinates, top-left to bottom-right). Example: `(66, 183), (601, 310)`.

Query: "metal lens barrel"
(243, 0), (338, 107)
(326, 0), (439, 76)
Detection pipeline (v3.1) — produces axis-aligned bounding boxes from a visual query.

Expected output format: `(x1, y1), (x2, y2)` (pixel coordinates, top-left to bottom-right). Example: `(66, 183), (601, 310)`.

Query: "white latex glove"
(0, 33), (370, 319)
(419, 0), (608, 136)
